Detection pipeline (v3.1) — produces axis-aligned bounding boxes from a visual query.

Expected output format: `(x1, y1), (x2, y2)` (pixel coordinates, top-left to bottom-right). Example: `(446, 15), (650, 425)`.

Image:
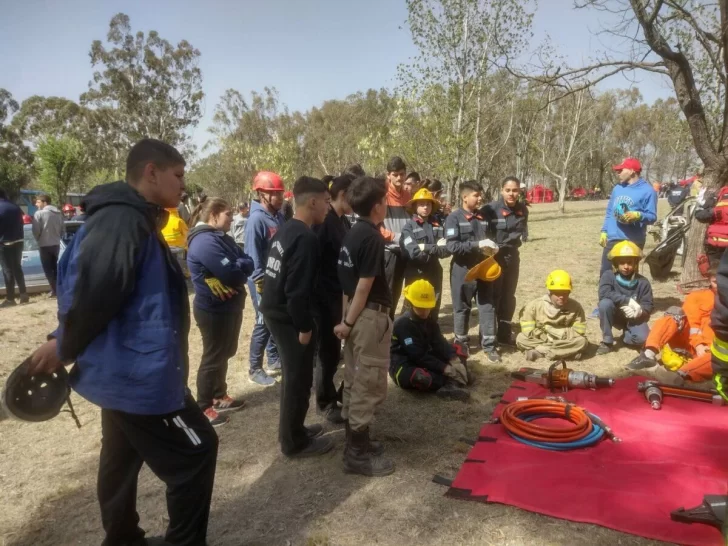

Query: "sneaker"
(486, 350), (501, 363)
(588, 308), (600, 320)
(626, 352), (657, 371)
(287, 436), (334, 458)
(436, 382), (470, 401)
(596, 342), (612, 356)
(266, 361), (282, 376)
(0, 300), (16, 308)
(324, 405), (345, 424)
(305, 423), (324, 439)
(213, 394), (245, 413)
(249, 369), (276, 387)
(525, 349), (542, 362)
(18, 294), (29, 304)
(204, 407), (229, 427)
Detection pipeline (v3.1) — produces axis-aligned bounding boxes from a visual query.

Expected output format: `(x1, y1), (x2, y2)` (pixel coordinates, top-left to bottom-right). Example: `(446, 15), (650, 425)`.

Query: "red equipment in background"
(527, 184), (554, 204)
(571, 187), (587, 200)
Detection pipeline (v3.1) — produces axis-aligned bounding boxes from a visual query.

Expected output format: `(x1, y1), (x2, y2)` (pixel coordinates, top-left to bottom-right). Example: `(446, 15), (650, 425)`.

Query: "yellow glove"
(599, 232), (607, 247)
(254, 277), (264, 294)
(620, 211), (642, 223)
(205, 278), (237, 300)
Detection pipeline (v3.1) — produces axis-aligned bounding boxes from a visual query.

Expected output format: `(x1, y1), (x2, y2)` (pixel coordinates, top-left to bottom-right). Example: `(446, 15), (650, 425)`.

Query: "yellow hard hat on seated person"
(406, 188), (440, 214)
(607, 240), (642, 261)
(465, 256), (502, 283)
(546, 269), (572, 292)
(404, 279), (437, 309)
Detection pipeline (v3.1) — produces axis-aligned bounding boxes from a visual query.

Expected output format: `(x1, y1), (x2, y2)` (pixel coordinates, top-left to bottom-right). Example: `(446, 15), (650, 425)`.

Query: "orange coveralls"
(645, 288), (715, 380)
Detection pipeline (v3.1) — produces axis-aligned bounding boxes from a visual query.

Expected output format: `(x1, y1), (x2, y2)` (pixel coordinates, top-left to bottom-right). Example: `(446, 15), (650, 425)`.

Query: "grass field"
(0, 200), (680, 546)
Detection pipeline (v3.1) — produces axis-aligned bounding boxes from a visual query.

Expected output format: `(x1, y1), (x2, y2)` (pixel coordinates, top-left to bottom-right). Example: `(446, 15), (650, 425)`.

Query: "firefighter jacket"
(445, 208), (489, 269)
(711, 252), (728, 387)
(390, 310), (454, 374)
(481, 197), (528, 250)
(400, 215), (450, 276)
(519, 295), (587, 342)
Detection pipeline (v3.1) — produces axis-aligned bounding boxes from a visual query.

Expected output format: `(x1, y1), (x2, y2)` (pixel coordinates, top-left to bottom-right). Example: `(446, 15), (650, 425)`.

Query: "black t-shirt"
(314, 206), (350, 302)
(338, 218), (392, 308)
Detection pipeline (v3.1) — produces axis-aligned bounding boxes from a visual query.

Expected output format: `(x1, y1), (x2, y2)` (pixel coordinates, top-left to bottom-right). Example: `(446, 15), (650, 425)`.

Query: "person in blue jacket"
(27, 139), (218, 546)
(244, 171), (286, 386)
(599, 157), (657, 276)
(187, 197), (254, 427)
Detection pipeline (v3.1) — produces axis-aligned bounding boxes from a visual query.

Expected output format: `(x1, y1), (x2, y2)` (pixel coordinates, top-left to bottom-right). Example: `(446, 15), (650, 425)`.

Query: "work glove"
(205, 277), (237, 300)
(478, 239), (498, 250)
(620, 211), (642, 223)
(445, 361), (469, 387)
(437, 238), (447, 247)
(599, 232), (607, 247)
(452, 342), (468, 361)
(254, 277), (264, 295)
(620, 305), (637, 319)
(628, 298), (643, 317)
(418, 243), (426, 251)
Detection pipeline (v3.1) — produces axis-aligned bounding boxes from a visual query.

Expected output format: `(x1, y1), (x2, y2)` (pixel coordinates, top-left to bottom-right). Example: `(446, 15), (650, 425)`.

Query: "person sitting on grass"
(390, 280), (470, 401)
(627, 269), (718, 383)
(597, 241), (653, 355)
(516, 270), (588, 361)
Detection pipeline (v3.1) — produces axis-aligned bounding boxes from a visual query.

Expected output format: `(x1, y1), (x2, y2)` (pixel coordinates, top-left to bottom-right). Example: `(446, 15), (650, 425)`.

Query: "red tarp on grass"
(447, 376), (728, 546)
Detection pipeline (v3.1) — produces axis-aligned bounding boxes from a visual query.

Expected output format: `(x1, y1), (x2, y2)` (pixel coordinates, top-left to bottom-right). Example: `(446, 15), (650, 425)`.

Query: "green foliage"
(35, 136), (88, 204)
(0, 89), (33, 199)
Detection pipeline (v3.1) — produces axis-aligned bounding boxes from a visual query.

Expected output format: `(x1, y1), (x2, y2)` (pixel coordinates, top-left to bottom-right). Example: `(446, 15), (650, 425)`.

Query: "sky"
(1, 0), (673, 153)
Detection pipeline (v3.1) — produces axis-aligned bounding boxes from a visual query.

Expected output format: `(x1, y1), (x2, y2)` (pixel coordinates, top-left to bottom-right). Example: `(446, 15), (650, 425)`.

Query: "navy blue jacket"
(187, 225), (254, 313)
(0, 198), (24, 243)
(52, 181), (190, 415)
(243, 200), (284, 282)
(598, 270), (654, 323)
(482, 197), (528, 250)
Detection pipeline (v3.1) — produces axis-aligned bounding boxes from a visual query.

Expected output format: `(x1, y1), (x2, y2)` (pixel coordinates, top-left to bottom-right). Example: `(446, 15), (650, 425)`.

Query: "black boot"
(344, 427), (395, 477)
(344, 420), (384, 456)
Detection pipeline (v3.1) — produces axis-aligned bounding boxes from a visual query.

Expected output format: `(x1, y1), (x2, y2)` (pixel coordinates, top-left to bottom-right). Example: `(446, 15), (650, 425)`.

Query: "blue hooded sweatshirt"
(601, 178), (657, 245)
(243, 200), (285, 281)
(187, 224), (254, 313)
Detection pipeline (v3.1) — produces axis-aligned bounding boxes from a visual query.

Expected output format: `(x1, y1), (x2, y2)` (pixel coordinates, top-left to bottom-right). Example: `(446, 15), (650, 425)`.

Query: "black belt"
(365, 302), (390, 314)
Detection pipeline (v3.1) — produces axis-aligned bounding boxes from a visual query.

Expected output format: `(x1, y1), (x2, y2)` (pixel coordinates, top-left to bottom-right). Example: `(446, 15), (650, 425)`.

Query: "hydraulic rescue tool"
(671, 495), (728, 540)
(511, 361), (615, 393)
(637, 381), (726, 409)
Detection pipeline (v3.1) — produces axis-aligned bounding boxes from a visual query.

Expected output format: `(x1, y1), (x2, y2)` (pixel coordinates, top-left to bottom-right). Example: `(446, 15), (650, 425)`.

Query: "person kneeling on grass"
(390, 280), (470, 400)
(516, 270), (587, 361)
(597, 241), (653, 355)
(627, 269), (718, 383)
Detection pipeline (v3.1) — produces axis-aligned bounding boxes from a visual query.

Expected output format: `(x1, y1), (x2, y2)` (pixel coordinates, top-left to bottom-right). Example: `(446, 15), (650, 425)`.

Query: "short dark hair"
(125, 138), (185, 184)
(344, 164), (366, 177)
(322, 175), (335, 185)
(329, 174), (354, 199)
(406, 171), (420, 182)
(293, 176), (328, 205)
(502, 176), (520, 187)
(37, 194), (51, 204)
(459, 181), (481, 196)
(425, 178), (443, 193)
(238, 202), (249, 211)
(387, 156), (406, 173)
(347, 176), (387, 217)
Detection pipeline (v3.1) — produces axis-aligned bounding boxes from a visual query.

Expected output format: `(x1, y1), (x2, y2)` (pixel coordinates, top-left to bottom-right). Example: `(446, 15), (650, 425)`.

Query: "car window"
(24, 229), (39, 251)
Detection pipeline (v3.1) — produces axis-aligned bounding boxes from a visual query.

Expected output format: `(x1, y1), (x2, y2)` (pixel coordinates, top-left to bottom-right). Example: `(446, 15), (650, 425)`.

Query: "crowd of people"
(0, 137), (726, 546)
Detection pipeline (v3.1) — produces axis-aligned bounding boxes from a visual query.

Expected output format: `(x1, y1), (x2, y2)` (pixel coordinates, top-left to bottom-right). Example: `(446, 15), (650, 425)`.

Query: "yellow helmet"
(404, 279), (437, 309)
(465, 256), (502, 283)
(546, 269), (572, 292)
(406, 188), (440, 214)
(608, 240), (642, 261)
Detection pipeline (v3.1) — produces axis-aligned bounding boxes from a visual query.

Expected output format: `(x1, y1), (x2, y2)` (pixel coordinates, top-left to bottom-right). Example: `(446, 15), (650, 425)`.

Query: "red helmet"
(62, 204), (75, 213)
(252, 171), (285, 192)
(22, 214), (32, 225)
(284, 191), (293, 200)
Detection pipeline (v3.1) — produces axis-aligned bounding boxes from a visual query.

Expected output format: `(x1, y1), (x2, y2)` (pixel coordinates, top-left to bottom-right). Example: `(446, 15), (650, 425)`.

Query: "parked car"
(0, 222), (84, 296)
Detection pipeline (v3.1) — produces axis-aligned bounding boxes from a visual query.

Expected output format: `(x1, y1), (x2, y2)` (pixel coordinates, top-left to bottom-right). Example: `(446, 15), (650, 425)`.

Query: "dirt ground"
(1, 200), (684, 546)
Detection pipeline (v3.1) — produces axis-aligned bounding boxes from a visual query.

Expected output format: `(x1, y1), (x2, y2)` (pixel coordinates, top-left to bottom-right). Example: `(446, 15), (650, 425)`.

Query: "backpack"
(706, 186), (728, 247)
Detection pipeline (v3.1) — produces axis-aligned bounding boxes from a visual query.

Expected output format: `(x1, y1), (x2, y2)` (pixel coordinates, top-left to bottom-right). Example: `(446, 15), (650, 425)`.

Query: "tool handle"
(594, 377), (615, 388)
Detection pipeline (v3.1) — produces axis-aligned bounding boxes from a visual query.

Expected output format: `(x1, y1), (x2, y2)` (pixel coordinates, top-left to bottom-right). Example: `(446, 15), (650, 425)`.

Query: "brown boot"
(344, 427), (394, 477)
(344, 420), (384, 456)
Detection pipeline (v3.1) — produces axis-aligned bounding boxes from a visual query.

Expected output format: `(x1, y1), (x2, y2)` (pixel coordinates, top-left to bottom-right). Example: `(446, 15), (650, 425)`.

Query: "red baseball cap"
(612, 157), (641, 173)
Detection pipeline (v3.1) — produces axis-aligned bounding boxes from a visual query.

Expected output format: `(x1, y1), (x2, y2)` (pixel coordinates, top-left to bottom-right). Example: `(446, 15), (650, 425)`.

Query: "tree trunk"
(558, 176), (566, 213)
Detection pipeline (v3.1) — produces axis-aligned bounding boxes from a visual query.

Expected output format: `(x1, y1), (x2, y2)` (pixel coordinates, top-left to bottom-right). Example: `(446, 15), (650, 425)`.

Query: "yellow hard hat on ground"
(404, 279), (437, 309)
(465, 256), (502, 282)
(406, 188), (440, 214)
(546, 269), (572, 292)
(608, 240), (642, 261)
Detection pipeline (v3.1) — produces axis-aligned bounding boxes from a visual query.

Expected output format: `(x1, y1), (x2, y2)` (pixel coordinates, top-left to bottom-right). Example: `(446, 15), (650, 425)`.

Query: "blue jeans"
(247, 280), (279, 372)
(598, 299), (649, 346)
